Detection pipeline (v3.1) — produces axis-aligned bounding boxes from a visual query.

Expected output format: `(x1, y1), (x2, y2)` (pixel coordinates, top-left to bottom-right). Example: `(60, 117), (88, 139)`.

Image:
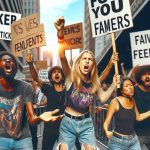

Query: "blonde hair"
(71, 50), (100, 93)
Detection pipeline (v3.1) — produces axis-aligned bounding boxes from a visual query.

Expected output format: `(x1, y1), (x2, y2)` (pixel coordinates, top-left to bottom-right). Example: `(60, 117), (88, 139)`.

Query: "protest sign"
(11, 14), (46, 56)
(87, 0), (133, 37)
(63, 22), (83, 50)
(38, 70), (49, 82)
(0, 11), (21, 40)
(130, 30), (150, 67)
(35, 60), (48, 70)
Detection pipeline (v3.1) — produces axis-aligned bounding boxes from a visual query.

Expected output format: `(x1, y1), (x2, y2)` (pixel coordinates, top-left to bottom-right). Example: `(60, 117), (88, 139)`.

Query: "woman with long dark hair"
(103, 77), (150, 150)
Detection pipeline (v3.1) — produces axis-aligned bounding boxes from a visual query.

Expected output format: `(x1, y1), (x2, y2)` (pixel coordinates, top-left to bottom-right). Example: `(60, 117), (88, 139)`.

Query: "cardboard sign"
(130, 30), (150, 67)
(35, 60), (47, 70)
(11, 14), (46, 56)
(63, 22), (83, 50)
(0, 11), (21, 40)
(87, 0), (133, 37)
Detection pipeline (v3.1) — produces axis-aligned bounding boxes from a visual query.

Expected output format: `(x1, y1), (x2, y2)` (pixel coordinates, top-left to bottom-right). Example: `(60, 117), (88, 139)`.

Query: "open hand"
(39, 109), (64, 122)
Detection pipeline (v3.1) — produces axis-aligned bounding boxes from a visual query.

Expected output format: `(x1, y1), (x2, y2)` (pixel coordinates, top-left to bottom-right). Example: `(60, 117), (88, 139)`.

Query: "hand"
(26, 51), (33, 64)
(54, 16), (65, 31)
(121, 62), (124, 67)
(39, 109), (64, 122)
(95, 106), (102, 113)
(54, 16), (65, 41)
(106, 131), (113, 139)
(112, 52), (119, 63)
(102, 104), (109, 108)
(113, 74), (120, 87)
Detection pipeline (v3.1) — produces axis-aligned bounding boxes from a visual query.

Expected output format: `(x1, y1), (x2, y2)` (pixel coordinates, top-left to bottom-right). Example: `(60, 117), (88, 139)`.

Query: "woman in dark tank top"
(103, 77), (150, 150)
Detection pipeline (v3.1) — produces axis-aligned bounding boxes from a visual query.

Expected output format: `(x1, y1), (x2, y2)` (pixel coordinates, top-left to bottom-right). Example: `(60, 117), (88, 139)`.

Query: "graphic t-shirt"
(0, 79), (36, 140)
(66, 81), (94, 113)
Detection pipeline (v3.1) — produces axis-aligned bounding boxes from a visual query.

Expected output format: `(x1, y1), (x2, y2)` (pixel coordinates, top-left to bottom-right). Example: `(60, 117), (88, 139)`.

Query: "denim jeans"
(57, 115), (97, 150)
(0, 137), (33, 150)
(138, 136), (150, 150)
(108, 135), (141, 150)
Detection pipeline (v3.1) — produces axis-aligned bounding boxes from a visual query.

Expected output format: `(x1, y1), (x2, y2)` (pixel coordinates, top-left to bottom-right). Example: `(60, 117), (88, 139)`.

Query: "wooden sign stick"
(111, 32), (120, 88)
(69, 49), (73, 68)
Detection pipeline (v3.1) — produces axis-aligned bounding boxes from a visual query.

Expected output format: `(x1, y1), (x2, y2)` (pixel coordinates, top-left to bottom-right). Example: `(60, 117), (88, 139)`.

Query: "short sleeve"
(25, 84), (37, 104)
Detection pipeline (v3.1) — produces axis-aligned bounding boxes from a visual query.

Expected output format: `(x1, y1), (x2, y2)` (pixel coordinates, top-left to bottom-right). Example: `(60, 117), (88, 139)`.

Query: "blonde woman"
(55, 17), (119, 150)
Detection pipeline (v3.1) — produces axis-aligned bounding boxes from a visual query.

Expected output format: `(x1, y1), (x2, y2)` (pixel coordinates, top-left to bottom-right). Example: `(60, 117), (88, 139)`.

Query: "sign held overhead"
(11, 13), (46, 56)
(88, 0), (133, 37)
(63, 22), (83, 50)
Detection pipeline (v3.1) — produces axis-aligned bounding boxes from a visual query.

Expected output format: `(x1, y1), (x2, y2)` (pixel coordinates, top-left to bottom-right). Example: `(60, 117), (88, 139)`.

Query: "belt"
(65, 112), (90, 120)
(113, 132), (135, 140)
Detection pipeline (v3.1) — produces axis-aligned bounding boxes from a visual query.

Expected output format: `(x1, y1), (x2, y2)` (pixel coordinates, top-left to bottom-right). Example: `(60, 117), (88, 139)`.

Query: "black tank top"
(114, 98), (136, 135)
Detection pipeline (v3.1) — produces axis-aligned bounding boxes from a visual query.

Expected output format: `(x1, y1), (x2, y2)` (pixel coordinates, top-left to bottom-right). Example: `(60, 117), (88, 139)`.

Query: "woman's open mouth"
(84, 65), (89, 72)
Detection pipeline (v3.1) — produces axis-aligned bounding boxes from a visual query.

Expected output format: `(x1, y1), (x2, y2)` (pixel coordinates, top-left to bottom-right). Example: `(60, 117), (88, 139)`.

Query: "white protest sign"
(130, 30), (150, 67)
(0, 11), (21, 40)
(38, 70), (49, 82)
(87, 0), (133, 37)
(63, 22), (83, 50)
(11, 14), (46, 56)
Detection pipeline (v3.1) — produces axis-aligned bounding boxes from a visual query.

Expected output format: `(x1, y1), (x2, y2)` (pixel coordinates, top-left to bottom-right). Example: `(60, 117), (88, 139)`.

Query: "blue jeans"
(138, 136), (150, 150)
(58, 115), (97, 150)
(108, 135), (141, 150)
(0, 137), (33, 150)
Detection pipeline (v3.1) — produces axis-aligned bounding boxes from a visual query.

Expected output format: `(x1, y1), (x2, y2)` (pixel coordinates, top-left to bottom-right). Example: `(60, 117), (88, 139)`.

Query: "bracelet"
(58, 35), (64, 43)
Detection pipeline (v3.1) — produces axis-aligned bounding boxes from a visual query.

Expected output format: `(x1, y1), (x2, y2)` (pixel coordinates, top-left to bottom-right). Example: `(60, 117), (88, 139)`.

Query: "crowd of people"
(0, 16), (149, 150)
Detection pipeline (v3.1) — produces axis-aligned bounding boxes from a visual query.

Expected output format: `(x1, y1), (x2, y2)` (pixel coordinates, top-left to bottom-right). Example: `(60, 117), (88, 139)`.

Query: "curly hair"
(48, 66), (65, 85)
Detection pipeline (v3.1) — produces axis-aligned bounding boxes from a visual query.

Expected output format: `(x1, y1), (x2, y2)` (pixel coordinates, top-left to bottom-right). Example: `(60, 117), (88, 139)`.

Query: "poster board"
(87, 0), (133, 37)
(35, 60), (48, 70)
(0, 11), (21, 40)
(11, 14), (46, 56)
(63, 22), (83, 50)
(130, 30), (150, 67)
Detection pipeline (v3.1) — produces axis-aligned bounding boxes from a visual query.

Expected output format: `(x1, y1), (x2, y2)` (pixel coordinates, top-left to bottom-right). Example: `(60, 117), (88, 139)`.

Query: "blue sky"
(40, 0), (84, 64)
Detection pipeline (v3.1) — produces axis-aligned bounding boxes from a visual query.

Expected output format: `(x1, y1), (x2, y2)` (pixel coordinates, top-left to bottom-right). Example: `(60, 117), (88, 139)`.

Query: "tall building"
(22, 0), (40, 63)
(23, 0), (40, 17)
(21, 0), (40, 81)
(83, 0), (95, 54)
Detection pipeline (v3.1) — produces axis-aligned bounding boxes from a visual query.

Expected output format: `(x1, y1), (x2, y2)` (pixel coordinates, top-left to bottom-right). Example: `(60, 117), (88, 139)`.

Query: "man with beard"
(0, 51), (63, 150)
(26, 52), (66, 150)
(132, 65), (150, 150)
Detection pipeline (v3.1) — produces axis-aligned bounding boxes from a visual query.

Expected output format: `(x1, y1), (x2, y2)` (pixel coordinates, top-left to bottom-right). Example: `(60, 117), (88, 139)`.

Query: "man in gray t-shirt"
(0, 51), (63, 150)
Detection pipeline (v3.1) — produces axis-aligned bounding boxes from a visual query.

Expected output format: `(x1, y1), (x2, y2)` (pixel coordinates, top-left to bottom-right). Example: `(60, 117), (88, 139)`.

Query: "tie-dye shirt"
(66, 81), (94, 113)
